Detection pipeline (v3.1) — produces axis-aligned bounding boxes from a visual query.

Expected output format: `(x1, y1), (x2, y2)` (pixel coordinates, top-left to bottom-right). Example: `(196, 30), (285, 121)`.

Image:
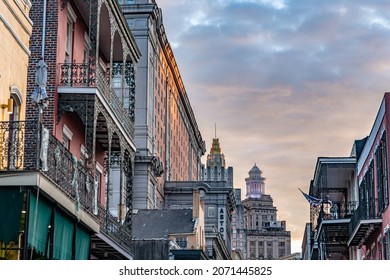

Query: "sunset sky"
(155, 0), (390, 252)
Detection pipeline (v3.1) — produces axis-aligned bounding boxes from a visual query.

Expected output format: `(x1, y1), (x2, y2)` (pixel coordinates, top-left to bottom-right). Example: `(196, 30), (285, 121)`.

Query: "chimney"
(193, 189), (200, 219)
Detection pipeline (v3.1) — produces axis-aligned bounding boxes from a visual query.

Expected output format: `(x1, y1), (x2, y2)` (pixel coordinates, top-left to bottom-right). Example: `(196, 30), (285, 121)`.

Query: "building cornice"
(0, 13), (30, 56)
(4, 0), (33, 35)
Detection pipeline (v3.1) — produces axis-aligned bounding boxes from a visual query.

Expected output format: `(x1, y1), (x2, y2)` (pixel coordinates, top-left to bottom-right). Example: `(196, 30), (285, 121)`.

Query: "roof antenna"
(215, 123), (217, 139)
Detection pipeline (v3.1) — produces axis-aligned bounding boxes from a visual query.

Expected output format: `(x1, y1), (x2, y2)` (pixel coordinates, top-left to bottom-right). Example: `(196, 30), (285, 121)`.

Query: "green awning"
(0, 187), (23, 244)
(28, 192), (52, 255)
(53, 211), (74, 260)
(75, 226), (91, 260)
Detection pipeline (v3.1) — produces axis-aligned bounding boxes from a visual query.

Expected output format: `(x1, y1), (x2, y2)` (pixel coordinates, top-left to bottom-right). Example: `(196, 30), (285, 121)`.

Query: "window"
(62, 124), (73, 150)
(65, 3), (77, 63)
(126, 19), (134, 28)
(175, 237), (188, 249)
(83, 32), (90, 65)
(377, 134), (389, 212)
(95, 162), (103, 205)
(278, 248), (285, 257)
(8, 97), (19, 121)
(360, 161), (376, 218)
(9, 86), (22, 121)
(112, 62), (132, 110)
(208, 206), (215, 217)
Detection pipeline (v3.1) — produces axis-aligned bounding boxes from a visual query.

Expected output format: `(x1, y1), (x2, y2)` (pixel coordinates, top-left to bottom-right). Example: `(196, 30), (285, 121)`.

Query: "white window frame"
(62, 124), (73, 149)
(65, 3), (77, 63)
(175, 237), (188, 249)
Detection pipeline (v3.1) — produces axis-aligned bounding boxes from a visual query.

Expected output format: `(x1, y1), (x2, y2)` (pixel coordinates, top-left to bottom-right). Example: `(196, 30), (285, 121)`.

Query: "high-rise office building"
(242, 164), (291, 259)
(120, 0), (206, 209)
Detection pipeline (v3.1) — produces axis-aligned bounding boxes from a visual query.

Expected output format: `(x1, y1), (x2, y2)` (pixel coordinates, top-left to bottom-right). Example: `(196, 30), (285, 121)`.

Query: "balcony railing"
(0, 120), (95, 215)
(349, 198), (382, 237)
(316, 201), (358, 223)
(58, 63), (89, 87)
(0, 120), (33, 170)
(98, 204), (132, 252)
(0, 121), (133, 250)
(58, 63), (134, 137)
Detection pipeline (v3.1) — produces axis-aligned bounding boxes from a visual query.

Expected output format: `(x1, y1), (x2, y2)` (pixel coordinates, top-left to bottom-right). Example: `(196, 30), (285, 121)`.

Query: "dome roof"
(249, 164), (261, 174)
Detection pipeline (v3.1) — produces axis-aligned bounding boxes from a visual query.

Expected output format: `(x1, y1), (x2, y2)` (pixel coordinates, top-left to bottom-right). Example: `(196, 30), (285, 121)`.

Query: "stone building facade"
(120, 0), (206, 209)
(200, 137), (233, 188)
(231, 188), (247, 258)
(242, 164), (291, 260)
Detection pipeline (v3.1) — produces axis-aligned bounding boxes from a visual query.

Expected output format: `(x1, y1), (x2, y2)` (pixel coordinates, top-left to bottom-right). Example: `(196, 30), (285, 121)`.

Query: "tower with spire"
(200, 131), (233, 187)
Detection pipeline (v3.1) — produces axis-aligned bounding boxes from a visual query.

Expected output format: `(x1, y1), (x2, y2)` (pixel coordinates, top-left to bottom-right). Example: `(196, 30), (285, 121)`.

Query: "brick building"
(120, 0), (206, 209)
(0, 0), (140, 259)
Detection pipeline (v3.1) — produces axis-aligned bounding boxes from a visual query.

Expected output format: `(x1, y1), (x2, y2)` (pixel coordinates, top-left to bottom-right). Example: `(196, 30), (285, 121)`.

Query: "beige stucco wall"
(0, 0), (32, 121)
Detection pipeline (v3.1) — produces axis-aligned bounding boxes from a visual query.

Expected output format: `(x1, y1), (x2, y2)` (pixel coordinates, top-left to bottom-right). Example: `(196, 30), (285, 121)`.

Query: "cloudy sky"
(155, 0), (390, 252)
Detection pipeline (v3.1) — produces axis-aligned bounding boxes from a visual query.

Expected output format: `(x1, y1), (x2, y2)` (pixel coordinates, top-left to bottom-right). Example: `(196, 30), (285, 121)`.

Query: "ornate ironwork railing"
(314, 201), (358, 230)
(0, 121), (38, 170)
(58, 62), (134, 137)
(0, 120), (133, 254)
(349, 198), (382, 236)
(98, 204), (132, 252)
(59, 63), (89, 86)
(44, 132), (95, 216)
(0, 121), (96, 216)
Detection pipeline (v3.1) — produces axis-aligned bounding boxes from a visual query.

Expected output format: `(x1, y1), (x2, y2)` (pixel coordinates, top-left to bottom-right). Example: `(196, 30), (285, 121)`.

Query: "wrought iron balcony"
(58, 63), (90, 87)
(348, 199), (382, 247)
(316, 201), (358, 224)
(0, 121), (133, 252)
(97, 204), (132, 253)
(0, 120), (95, 216)
(58, 63), (135, 137)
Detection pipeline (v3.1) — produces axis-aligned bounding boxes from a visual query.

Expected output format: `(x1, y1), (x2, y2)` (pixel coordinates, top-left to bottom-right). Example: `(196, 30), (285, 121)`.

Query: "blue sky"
(156, 0), (390, 252)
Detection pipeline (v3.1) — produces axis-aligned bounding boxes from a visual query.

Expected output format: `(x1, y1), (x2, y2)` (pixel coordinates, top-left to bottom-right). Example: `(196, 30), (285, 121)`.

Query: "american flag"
(299, 188), (323, 207)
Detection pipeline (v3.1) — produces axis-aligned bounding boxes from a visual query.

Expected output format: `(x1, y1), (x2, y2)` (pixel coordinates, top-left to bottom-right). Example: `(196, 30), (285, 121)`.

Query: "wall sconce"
(1, 98), (13, 114)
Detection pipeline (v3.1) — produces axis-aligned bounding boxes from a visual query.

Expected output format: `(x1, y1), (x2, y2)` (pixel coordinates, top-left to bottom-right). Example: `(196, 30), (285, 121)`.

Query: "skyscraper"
(242, 164), (291, 259)
(200, 137), (233, 187)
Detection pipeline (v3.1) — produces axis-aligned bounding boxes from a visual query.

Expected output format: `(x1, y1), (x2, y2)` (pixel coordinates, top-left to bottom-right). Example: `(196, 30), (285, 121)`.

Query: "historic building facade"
(231, 188), (247, 258)
(0, 0), (140, 259)
(0, 0), (32, 260)
(242, 164), (291, 260)
(164, 181), (235, 260)
(305, 157), (357, 260)
(0, 0), (32, 123)
(163, 137), (236, 259)
(120, 0), (206, 209)
(200, 137), (233, 187)
(303, 92), (390, 260)
(348, 92), (390, 260)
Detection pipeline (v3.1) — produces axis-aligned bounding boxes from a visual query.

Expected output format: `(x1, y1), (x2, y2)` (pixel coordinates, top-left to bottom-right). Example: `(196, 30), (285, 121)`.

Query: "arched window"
(9, 86), (23, 121)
